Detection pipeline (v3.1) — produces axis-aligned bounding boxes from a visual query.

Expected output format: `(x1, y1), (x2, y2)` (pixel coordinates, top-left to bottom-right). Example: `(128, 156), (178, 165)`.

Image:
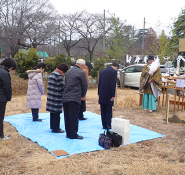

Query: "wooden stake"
(114, 85), (118, 111)
(165, 81), (169, 123)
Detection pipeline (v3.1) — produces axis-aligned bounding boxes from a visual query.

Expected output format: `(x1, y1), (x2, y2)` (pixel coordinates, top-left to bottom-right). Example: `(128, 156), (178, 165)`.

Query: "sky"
(50, 0), (185, 36)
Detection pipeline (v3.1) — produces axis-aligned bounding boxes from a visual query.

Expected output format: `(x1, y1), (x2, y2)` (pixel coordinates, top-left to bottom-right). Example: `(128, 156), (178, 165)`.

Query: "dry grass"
(87, 87), (140, 109)
(11, 72), (28, 96)
(0, 74), (185, 174)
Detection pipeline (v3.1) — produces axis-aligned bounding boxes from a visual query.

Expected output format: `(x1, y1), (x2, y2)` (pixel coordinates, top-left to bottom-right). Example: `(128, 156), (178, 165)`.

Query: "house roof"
(19, 49), (49, 57)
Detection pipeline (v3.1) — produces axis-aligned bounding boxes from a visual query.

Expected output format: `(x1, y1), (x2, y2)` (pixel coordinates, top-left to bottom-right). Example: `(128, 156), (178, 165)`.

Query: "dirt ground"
(0, 88), (185, 175)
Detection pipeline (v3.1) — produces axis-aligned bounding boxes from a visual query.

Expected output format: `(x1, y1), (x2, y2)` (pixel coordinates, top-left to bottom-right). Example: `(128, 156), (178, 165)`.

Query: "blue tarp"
(4, 111), (165, 159)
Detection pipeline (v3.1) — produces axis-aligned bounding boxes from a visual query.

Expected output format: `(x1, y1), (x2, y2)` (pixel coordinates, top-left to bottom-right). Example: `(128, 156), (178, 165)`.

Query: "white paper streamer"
(148, 58), (160, 75)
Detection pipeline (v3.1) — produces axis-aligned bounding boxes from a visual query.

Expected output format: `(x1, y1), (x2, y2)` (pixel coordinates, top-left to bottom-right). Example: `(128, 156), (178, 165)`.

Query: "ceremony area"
(1, 88), (185, 174)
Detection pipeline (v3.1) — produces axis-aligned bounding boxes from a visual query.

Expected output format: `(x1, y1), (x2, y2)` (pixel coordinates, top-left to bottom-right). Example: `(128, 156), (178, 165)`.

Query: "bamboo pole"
(114, 85), (118, 111)
(97, 71), (99, 84)
(119, 70), (123, 89)
(165, 81), (169, 123)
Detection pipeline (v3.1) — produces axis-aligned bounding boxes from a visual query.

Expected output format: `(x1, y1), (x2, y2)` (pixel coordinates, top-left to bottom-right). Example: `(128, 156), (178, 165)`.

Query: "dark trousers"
(0, 102), (6, 138)
(100, 103), (112, 129)
(78, 100), (86, 119)
(50, 112), (60, 132)
(63, 101), (80, 139)
(31, 108), (39, 121)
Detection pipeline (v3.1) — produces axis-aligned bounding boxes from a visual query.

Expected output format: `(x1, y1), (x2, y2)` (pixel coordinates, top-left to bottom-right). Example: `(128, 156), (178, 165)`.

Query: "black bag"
(98, 126), (122, 149)
(98, 131), (112, 149)
(111, 132), (122, 147)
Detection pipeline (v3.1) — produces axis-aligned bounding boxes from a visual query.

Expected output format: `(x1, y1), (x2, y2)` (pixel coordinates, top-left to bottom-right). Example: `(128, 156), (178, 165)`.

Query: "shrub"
(91, 57), (107, 79)
(14, 48), (39, 79)
(45, 54), (72, 73)
(172, 59), (184, 68)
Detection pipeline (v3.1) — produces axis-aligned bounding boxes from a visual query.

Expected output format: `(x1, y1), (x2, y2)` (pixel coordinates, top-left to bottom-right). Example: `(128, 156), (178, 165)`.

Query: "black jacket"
(62, 65), (87, 105)
(0, 65), (12, 102)
(46, 69), (64, 113)
(98, 66), (117, 106)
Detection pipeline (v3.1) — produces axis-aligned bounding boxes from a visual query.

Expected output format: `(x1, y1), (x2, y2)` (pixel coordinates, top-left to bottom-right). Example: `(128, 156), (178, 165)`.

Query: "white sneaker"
(149, 110), (153, 113)
(0, 135), (11, 141)
(143, 109), (147, 111)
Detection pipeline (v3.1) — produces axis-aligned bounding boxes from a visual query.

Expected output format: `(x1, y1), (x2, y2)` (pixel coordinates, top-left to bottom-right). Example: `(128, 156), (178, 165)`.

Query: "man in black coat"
(0, 58), (16, 140)
(62, 59), (87, 139)
(98, 62), (119, 129)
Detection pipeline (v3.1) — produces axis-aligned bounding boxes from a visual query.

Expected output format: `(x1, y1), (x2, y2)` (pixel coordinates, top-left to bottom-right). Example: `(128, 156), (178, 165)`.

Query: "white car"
(105, 63), (124, 71)
(117, 64), (169, 88)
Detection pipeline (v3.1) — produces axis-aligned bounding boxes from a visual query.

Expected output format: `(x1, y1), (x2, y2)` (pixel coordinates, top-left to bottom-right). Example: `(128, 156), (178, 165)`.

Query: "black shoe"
(103, 126), (111, 129)
(33, 119), (42, 122)
(79, 117), (87, 120)
(76, 135), (83, 139)
(51, 129), (65, 133)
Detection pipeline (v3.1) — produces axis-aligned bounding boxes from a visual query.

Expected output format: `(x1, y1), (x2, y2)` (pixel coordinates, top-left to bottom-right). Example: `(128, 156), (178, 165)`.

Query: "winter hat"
(148, 55), (154, 60)
(1, 58), (16, 70)
(85, 62), (93, 71)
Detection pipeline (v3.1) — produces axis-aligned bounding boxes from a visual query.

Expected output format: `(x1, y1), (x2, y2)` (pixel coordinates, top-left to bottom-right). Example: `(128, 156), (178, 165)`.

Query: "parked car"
(105, 63), (124, 71)
(117, 64), (169, 88)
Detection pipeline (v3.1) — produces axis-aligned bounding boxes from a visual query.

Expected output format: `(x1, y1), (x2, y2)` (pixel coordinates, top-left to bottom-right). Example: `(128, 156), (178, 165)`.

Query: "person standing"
(78, 62), (93, 120)
(46, 63), (68, 133)
(98, 62), (119, 129)
(62, 59), (87, 139)
(26, 63), (46, 122)
(0, 58), (16, 140)
(139, 55), (162, 112)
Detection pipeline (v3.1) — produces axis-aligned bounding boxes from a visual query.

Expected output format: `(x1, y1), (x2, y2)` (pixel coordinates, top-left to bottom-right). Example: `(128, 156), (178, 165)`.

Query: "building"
(179, 38), (185, 56)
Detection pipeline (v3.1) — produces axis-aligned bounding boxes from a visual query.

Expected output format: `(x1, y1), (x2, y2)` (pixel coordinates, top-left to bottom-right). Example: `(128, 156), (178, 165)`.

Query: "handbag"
(98, 126), (122, 149)
(99, 131), (112, 149)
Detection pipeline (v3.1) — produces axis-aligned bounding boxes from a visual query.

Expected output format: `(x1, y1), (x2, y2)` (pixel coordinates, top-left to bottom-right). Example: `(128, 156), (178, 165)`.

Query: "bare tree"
(0, 0), (26, 57)
(0, 0), (58, 57)
(74, 11), (111, 61)
(58, 12), (84, 56)
(17, 0), (58, 49)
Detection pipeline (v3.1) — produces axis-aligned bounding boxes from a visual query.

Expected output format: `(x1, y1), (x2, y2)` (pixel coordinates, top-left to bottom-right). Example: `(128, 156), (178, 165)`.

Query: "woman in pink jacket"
(26, 63), (46, 122)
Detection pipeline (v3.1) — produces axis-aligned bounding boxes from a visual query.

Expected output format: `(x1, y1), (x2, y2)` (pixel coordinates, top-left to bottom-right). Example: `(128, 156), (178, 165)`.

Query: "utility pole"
(103, 10), (105, 50)
(58, 21), (60, 54)
(132, 26), (135, 55)
(142, 17), (145, 58)
(54, 37), (56, 56)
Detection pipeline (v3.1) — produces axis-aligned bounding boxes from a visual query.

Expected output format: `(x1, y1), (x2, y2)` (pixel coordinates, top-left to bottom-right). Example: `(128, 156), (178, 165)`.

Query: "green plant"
(14, 48), (39, 79)
(147, 30), (176, 62)
(91, 57), (107, 79)
(172, 59), (184, 68)
(45, 54), (72, 73)
(105, 16), (132, 61)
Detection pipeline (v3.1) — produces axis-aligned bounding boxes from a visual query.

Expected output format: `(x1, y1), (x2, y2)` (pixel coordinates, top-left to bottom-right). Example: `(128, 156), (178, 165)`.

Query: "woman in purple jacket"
(26, 63), (46, 122)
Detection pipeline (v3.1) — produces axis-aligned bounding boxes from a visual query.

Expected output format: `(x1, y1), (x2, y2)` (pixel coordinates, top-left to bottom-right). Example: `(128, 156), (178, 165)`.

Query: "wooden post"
(181, 89), (185, 111)
(139, 93), (143, 106)
(119, 70), (123, 89)
(165, 81), (169, 124)
(97, 71), (99, 84)
(114, 85), (118, 110)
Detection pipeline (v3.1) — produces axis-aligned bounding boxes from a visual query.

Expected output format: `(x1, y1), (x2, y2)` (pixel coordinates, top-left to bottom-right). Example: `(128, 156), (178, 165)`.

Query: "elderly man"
(62, 59), (87, 139)
(98, 62), (119, 129)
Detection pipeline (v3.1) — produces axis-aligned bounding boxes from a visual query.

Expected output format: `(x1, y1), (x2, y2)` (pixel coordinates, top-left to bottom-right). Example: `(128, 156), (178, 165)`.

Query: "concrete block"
(112, 117), (130, 145)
